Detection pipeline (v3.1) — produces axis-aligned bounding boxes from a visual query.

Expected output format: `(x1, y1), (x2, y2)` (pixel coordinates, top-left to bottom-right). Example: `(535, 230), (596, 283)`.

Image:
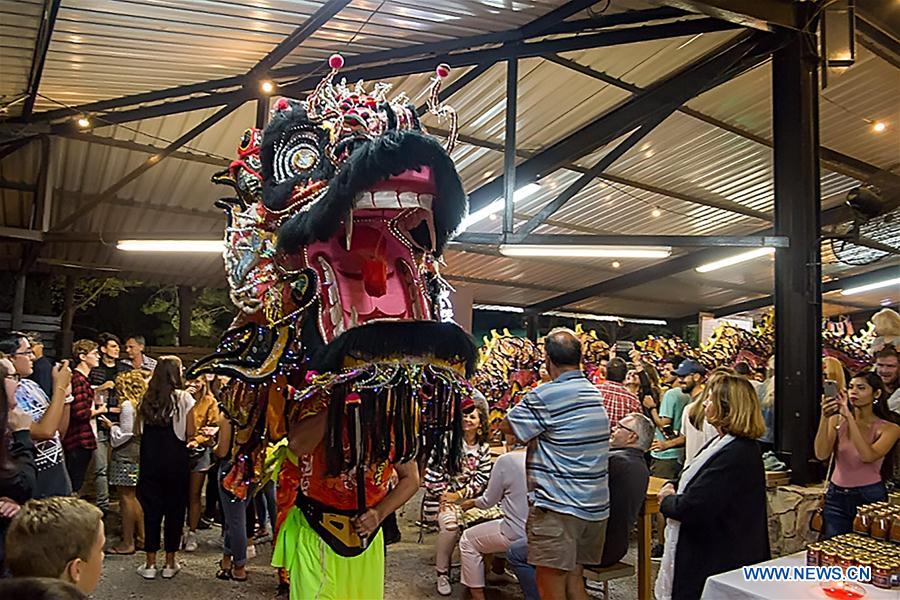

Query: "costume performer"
(188, 55), (475, 599)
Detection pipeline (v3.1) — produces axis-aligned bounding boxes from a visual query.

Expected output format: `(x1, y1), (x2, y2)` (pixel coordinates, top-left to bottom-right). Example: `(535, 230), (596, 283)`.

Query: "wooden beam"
(0, 226), (44, 242)
(0, 179), (36, 192)
(52, 100), (243, 231)
(0, 137), (36, 162)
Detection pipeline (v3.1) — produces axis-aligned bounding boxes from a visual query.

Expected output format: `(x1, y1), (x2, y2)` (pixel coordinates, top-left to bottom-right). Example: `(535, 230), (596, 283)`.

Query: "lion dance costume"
(187, 55), (476, 599)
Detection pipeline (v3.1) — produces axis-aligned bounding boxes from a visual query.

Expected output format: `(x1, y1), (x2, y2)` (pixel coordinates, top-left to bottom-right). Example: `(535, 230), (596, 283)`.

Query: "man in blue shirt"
(501, 328), (610, 600)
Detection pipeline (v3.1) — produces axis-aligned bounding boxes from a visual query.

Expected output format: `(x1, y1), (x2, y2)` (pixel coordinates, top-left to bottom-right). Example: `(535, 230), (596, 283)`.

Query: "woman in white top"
(135, 357), (195, 580)
(456, 444), (528, 600)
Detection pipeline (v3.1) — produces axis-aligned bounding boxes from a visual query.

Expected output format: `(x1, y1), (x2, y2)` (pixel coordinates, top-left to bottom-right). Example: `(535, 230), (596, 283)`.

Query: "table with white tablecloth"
(702, 551), (898, 599)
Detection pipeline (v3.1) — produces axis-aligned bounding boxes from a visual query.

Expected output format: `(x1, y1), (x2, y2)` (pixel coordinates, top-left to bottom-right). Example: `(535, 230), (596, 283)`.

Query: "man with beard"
(876, 346), (900, 415)
(650, 359), (707, 560)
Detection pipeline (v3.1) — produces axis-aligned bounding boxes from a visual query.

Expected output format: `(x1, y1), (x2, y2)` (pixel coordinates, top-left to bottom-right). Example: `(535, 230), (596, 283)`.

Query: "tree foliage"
(50, 276), (140, 315)
(141, 285), (232, 345)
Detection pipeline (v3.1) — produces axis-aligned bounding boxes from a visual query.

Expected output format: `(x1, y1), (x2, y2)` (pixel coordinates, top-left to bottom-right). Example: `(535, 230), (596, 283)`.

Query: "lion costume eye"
(291, 146), (318, 171)
(273, 129), (322, 184)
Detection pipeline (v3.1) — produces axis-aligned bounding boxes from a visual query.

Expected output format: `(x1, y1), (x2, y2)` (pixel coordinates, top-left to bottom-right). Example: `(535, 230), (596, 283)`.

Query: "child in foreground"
(5, 497), (105, 594)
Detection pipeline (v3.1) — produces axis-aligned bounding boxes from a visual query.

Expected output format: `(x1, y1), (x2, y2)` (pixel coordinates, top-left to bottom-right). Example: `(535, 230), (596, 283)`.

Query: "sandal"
(231, 562), (248, 582)
(215, 559), (232, 581)
(107, 546), (136, 555)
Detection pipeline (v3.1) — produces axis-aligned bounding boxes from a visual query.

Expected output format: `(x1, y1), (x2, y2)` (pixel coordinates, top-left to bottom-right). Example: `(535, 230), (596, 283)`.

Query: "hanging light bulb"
(872, 121), (887, 133)
(76, 116), (91, 128)
(651, 207), (662, 218)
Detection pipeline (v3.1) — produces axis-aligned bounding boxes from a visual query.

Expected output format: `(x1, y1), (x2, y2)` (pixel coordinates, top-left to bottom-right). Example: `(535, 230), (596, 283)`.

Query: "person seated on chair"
(455, 435), (528, 600)
(506, 412), (653, 600)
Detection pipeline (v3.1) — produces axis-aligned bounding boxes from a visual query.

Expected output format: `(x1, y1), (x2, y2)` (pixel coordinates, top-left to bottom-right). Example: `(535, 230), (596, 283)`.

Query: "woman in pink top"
(814, 370), (900, 539)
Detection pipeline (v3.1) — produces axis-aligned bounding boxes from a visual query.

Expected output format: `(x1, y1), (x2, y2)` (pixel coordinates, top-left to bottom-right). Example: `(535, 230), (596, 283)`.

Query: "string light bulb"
(612, 261), (621, 269)
(76, 116), (91, 128)
(651, 207), (662, 218)
(872, 121), (887, 133)
(260, 80), (276, 95)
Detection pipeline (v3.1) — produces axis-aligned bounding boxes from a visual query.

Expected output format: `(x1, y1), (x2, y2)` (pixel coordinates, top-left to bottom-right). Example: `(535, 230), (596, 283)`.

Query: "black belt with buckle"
(295, 493), (381, 557)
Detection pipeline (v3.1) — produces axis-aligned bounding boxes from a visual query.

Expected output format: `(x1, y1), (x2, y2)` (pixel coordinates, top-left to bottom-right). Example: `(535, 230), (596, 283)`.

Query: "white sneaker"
(137, 565), (157, 579)
(246, 544), (257, 560)
(183, 531), (198, 552)
(161, 563), (181, 579)
(436, 573), (452, 596)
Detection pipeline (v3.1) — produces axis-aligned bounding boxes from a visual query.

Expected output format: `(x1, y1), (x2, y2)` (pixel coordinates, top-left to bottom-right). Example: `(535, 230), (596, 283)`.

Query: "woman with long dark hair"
(0, 357), (38, 576)
(424, 398), (492, 597)
(136, 356), (195, 580)
(814, 370), (900, 539)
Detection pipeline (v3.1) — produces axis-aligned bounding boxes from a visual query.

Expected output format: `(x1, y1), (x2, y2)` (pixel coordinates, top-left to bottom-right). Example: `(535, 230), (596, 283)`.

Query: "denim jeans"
(219, 461), (249, 566)
(822, 481), (886, 540)
(94, 431), (110, 510)
(255, 480), (277, 533)
(506, 538), (539, 600)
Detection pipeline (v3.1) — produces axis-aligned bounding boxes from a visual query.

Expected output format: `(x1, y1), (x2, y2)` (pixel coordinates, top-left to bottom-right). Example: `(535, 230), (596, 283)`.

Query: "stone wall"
(767, 484), (826, 557)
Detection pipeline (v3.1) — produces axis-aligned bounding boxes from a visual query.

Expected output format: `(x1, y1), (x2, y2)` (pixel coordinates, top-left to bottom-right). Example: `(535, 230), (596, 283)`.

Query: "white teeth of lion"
(354, 191), (434, 210)
(345, 210), (354, 251)
(331, 301), (343, 333)
(350, 306), (359, 328)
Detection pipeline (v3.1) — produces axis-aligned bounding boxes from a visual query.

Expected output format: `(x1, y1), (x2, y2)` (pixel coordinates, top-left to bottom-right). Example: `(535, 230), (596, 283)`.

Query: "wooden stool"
(583, 561), (636, 600)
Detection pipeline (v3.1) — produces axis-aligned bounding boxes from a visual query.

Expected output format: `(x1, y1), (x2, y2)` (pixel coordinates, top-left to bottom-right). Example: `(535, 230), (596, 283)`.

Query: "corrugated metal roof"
(30, 0), (573, 113)
(0, 0), (42, 117)
(686, 45), (900, 172)
(1, 2), (894, 319)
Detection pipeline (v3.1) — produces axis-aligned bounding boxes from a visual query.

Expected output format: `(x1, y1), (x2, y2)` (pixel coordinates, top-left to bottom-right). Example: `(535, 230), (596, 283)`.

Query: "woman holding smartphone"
(814, 370), (900, 539)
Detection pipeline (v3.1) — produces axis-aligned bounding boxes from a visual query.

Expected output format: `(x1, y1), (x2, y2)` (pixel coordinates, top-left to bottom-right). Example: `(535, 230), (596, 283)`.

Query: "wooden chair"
(583, 561), (636, 600)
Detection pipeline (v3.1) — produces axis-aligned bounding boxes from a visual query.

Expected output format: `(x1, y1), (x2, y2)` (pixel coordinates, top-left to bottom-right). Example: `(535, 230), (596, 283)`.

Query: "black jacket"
(600, 447), (650, 567)
(660, 436), (770, 600)
(0, 430), (37, 576)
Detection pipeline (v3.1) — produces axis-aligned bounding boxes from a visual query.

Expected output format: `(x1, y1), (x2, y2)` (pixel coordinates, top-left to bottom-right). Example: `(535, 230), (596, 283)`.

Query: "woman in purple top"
(814, 370), (900, 539)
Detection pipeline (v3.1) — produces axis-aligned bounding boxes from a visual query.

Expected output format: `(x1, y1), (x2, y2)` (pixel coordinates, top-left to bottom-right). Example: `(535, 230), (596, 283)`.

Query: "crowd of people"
(0, 323), (898, 600)
(0, 331), (274, 597)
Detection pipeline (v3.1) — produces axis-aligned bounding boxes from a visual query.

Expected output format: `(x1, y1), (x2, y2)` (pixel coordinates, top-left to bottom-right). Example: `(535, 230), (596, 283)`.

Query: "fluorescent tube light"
(473, 304), (526, 313)
(695, 247), (775, 273)
(458, 182), (541, 232)
(499, 245), (671, 258)
(840, 276), (900, 296)
(117, 239), (224, 253)
(543, 310), (668, 326)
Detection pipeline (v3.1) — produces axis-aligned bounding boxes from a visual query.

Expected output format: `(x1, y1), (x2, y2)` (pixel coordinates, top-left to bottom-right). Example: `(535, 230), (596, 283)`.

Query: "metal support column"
(60, 274), (75, 354)
(256, 96), (270, 129)
(503, 56), (518, 236)
(772, 5), (822, 486)
(11, 244), (39, 330)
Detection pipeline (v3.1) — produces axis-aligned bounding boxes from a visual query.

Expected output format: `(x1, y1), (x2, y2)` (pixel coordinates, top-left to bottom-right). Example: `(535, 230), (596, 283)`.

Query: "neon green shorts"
(272, 506), (385, 600)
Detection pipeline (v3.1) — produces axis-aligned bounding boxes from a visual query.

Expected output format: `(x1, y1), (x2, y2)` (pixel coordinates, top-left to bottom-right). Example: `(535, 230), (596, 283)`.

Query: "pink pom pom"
(345, 392), (362, 405)
(328, 54), (344, 70)
(436, 63), (450, 79)
(304, 370), (319, 384)
(273, 97), (290, 111)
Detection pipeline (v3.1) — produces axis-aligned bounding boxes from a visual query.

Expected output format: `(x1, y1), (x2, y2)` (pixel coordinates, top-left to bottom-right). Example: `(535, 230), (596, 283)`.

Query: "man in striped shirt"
(502, 328), (610, 600)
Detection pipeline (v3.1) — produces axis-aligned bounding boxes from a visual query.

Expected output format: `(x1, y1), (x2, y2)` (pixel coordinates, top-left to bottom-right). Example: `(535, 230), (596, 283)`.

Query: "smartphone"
(615, 341), (635, 362)
(823, 379), (838, 399)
